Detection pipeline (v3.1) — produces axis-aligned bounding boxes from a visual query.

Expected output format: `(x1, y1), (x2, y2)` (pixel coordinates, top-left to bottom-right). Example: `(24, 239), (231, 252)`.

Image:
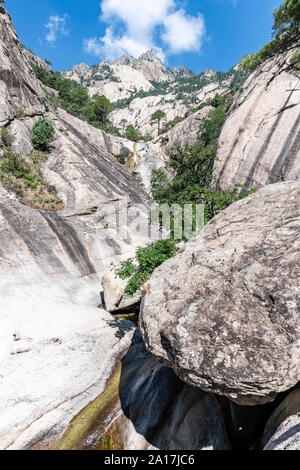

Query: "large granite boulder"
(213, 40), (300, 191)
(140, 181), (300, 405)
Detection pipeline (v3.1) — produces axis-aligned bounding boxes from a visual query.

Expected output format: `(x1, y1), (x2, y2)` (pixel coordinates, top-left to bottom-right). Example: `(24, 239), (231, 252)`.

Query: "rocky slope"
(64, 49), (248, 138)
(63, 49), (193, 102)
(109, 68), (245, 138)
(213, 39), (300, 190)
(0, 8), (150, 449)
(51, 332), (230, 451)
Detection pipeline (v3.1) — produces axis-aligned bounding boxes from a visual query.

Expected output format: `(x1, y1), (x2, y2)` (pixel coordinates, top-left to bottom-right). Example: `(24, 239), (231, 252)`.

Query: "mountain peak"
(139, 49), (160, 62)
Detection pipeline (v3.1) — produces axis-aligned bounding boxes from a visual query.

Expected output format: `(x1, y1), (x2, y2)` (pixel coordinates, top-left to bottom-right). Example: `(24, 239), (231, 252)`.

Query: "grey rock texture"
(264, 413), (300, 450)
(140, 181), (300, 405)
(261, 388), (300, 448)
(213, 41), (300, 191)
(0, 9), (47, 126)
(155, 105), (214, 148)
(0, 7), (154, 450)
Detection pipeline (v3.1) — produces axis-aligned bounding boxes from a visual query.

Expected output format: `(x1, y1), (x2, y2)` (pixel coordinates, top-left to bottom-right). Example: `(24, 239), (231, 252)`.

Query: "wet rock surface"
(53, 332), (231, 450)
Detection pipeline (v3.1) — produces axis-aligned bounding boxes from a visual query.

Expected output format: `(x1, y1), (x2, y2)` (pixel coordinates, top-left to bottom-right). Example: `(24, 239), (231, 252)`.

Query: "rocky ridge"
(63, 49), (248, 138)
(213, 38), (300, 190)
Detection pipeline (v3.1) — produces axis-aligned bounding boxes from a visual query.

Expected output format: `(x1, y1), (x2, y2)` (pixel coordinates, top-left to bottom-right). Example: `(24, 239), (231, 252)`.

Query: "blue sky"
(6, 0), (283, 73)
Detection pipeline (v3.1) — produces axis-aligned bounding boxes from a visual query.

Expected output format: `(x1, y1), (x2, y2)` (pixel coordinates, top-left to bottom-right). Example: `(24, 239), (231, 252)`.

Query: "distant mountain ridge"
(62, 49), (249, 138)
(62, 49), (194, 103)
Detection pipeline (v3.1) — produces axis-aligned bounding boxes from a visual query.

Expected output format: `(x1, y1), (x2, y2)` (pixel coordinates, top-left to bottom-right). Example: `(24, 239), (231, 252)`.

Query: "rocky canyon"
(0, 2), (299, 452)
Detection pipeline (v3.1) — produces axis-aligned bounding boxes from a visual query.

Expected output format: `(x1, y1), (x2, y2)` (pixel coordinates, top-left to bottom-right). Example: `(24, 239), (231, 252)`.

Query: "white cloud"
(162, 10), (205, 54)
(45, 14), (69, 44)
(84, 29), (165, 62)
(83, 0), (206, 61)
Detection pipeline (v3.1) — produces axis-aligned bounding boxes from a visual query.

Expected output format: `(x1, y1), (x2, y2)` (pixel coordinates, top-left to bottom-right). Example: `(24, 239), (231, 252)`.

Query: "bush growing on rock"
(290, 50), (300, 69)
(241, 0), (299, 73)
(31, 118), (55, 151)
(1, 128), (14, 148)
(115, 240), (178, 295)
(0, 0), (5, 15)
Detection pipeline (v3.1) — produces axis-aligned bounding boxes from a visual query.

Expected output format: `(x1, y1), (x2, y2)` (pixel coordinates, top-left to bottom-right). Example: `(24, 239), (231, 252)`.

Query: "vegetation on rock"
(33, 66), (117, 134)
(241, 0), (299, 73)
(0, 128), (63, 211)
(115, 240), (178, 296)
(31, 118), (55, 151)
(290, 49), (300, 69)
(1, 127), (14, 147)
(150, 110), (166, 133)
(117, 103), (255, 294)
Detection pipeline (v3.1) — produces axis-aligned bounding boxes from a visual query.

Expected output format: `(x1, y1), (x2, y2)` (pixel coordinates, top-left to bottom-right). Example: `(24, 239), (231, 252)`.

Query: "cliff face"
(0, 10), (47, 126)
(213, 40), (300, 191)
(140, 180), (300, 406)
(0, 8), (152, 449)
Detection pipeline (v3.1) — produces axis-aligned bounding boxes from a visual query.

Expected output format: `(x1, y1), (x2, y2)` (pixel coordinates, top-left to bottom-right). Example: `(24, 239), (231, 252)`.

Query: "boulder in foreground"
(140, 181), (300, 405)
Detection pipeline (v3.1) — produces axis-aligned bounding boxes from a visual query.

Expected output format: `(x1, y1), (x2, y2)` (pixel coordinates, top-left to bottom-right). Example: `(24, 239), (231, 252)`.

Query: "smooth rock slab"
(140, 181), (300, 405)
(264, 413), (300, 450)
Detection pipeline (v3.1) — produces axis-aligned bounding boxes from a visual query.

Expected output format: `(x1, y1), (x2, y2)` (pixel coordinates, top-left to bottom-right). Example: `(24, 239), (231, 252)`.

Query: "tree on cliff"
(242, 0), (300, 73)
(273, 0), (300, 36)
(70, 86), (89, 112)
(120, 119), (128, 135)
(150, 110), (166, 134)
(31, 118), (55, 151)
(93, 95), (113, 127)
(125, 124), (141, 142)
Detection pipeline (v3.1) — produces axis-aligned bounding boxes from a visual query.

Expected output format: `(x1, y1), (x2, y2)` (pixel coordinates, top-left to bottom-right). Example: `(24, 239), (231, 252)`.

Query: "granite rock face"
(213, 41), (300, 191)
(140, 181), (300, 406)
(262, 388), (300, 449)
(155, 105), (214, 148)
(0, 7), (154, 450)
(0, 9), (48, 126)
(264, 413), (300, 450)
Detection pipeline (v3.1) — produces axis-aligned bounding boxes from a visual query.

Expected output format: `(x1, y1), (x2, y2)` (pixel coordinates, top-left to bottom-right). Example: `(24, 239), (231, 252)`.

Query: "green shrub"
(0, 150), (30, 177)
(31, 118), (55, 151)
(1, 128), (14, 147)
(15, 107), (25, 119)
(115, 240), (178, 295)
(290, 50), (300, 69)
(114, 154), (126, 165)
(125, 124), (142, 142)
